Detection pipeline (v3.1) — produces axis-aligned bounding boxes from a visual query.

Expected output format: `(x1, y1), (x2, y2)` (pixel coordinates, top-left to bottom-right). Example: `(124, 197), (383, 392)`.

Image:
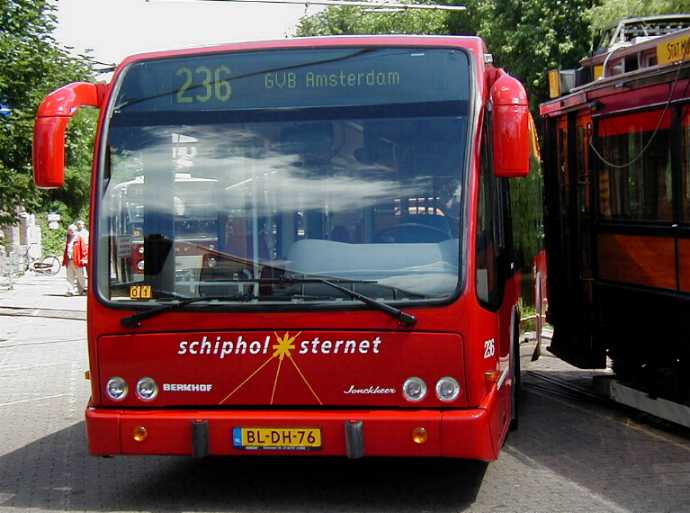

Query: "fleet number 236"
(175, 65), (232, 104)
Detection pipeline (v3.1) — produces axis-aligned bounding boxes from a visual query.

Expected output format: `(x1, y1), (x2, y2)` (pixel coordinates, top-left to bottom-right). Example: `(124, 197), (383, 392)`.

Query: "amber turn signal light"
(412, 426), (428, 444)
(484, 370), (500, 384)
(132, 426), (148, 442)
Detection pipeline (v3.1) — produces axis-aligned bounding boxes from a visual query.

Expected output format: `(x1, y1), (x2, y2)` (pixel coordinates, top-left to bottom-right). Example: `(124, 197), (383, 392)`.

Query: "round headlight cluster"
(136, 260), (145, 271)
(435, 376), (461, 402)
(106, 376), (159, 402)
(402, 377), (427, 402)
(136, 377), (159, 401)
(401, 376), (461, 403)
(106, 376), (128, 401)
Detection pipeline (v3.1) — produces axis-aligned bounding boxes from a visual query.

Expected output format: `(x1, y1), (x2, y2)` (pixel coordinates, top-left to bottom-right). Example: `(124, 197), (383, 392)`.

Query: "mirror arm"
(36, 82), (102, 118)
(33, 82), (106, 189)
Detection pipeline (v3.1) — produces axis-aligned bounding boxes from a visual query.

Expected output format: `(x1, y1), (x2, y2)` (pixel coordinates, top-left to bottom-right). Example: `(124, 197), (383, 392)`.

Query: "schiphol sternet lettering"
(177, 335), (383, 359)
(263, 70), (401, 90)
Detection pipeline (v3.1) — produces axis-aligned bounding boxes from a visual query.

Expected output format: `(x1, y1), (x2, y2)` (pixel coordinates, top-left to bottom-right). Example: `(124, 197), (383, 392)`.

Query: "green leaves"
(295, 5), (447, 36)
(456, 0), (593, 111)
(0, 0), (95, 225)
(588, 0), (690, 33)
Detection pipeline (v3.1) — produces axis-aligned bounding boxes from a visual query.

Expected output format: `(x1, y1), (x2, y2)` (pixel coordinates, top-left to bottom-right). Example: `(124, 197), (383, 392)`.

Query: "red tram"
(540, 18), (690, 424)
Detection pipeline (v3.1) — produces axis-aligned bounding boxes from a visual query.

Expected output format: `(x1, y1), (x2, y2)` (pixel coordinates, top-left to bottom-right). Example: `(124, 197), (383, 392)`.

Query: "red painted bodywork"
(35, 36), (528, 461)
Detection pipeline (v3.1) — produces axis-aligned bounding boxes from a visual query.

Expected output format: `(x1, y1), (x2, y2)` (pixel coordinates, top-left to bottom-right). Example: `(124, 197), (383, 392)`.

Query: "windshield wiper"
(276, 276), (417, 326)
(120, 292), (256, 329)
(120, 277), (417, 328)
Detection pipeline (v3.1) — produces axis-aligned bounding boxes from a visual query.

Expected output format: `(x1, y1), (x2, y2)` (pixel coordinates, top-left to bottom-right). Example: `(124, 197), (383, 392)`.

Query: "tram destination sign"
(657, 32), (690, 65)
(115, 47), (469, 113)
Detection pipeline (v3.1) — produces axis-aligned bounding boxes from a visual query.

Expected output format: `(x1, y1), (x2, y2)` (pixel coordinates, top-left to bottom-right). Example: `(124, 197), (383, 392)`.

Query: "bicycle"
(23, 243), (61, 275)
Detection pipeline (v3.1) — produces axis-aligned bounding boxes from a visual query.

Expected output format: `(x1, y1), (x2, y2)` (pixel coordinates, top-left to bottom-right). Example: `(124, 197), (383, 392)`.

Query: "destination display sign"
(114, 47), (469, 113)
(657, 32), (690, 65)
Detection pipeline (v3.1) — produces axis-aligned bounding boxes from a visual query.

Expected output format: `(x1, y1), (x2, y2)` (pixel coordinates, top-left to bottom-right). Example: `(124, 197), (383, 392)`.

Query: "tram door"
(574, 113), (604, 366)
(547, 116), (575, 324)
(575, 113), (594, 312)
(545, 113), (605, 368)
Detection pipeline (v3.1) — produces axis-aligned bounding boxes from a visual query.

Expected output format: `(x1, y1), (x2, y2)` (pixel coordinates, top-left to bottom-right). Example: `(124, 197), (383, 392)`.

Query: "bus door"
(477, 122), (516, 432)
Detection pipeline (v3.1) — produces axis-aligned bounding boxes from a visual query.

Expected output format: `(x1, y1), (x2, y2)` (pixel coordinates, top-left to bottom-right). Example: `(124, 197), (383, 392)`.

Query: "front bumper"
(86, 400), (500, 461)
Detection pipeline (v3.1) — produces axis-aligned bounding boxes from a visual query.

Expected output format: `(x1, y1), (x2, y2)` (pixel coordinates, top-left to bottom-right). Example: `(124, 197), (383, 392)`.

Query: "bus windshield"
(99, 46), (470, 304)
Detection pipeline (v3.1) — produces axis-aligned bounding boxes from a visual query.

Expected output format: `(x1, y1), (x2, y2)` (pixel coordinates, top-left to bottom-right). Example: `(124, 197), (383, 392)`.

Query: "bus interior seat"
(285, 238), (458, 276)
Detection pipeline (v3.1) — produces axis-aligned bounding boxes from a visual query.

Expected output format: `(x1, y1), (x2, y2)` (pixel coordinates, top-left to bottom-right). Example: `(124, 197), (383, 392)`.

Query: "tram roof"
(541, 25), (690, 118)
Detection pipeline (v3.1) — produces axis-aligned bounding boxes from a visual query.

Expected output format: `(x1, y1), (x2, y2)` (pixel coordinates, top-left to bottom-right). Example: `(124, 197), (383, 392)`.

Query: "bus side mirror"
(32, 82), (105, 189)
(490, 73), (530, 178)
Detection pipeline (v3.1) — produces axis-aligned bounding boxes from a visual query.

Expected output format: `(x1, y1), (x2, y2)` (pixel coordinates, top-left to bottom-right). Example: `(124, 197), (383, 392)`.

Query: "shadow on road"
(505, 370), (690, 513)
(0, 422), (487, 512)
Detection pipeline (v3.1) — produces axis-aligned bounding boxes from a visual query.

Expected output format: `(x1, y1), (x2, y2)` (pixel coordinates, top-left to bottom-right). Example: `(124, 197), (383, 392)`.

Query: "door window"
(597, 110), (672, 222)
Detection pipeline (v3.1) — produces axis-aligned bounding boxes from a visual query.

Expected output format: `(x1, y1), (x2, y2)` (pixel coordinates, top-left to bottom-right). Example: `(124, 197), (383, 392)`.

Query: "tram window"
(557, 125), (568, 205)
(576, 125), (590, 213)
(682, 107), (690, 221)
(598, 111), (672, 222)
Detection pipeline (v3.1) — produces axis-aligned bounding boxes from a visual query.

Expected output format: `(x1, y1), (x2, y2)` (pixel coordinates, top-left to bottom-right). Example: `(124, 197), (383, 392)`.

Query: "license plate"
(232, 427), (322, 450)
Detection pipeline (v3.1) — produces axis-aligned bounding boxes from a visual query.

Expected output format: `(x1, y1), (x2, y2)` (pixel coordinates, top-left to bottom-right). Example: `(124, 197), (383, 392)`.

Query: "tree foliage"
(449, 0), (594, 110)
(589, 0), (690, 33)
(296, 5), (447, 36)
(0, 0), (95, 226)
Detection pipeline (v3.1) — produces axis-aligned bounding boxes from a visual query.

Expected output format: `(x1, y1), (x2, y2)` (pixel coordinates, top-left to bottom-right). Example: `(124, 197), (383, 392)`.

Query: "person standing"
(63, 224), (88, 296)
(76, 219), (89, 242)
(76, 219), (90, 284)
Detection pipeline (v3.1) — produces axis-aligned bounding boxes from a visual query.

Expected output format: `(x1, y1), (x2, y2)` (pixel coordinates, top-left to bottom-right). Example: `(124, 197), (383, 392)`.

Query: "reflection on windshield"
(100, 48), (469, 305)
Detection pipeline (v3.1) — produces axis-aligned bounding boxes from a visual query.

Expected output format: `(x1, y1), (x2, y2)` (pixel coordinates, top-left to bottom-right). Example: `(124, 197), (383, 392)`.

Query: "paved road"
(1, 275), (689, 513)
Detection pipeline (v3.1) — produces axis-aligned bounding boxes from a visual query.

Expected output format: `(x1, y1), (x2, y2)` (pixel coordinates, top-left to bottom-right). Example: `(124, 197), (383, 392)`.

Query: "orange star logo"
(218, 331), (322, 405)
(272, 331), (298, 360)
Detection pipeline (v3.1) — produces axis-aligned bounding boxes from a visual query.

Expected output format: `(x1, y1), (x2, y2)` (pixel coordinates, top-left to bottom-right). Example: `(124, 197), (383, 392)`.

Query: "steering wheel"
(374, 222), (451, 243)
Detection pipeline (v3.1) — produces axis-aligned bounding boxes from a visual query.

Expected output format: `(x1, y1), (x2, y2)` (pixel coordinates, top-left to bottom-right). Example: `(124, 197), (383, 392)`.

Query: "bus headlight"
(402, 377), (427, 402)
(136, 260), (145, 271)
(106, 377), (128, 401)
(435, 377), (460, 402)
(136, 377), (158, 401)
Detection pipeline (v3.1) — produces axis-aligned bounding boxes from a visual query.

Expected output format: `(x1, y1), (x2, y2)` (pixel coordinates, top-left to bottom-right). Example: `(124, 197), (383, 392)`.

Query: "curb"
(0, 306), (86, 321)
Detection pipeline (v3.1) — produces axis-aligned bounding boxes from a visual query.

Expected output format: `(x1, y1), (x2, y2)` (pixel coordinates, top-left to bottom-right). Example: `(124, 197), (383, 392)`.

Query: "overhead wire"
(589, 62), (685, 170)
(148, 0), (466, 11)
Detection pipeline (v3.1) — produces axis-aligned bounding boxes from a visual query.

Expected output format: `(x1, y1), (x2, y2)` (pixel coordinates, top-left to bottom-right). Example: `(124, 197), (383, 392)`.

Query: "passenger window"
(557, 124), (569, 212)
(476, 125), (504, 307)
(576, 124), (590, 214)
(598, 110), (672, 222)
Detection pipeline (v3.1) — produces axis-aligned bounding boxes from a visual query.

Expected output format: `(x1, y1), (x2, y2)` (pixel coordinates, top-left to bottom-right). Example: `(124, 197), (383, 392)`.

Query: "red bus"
(33, 36), (533, 460)
(540, 20), (690, 425)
